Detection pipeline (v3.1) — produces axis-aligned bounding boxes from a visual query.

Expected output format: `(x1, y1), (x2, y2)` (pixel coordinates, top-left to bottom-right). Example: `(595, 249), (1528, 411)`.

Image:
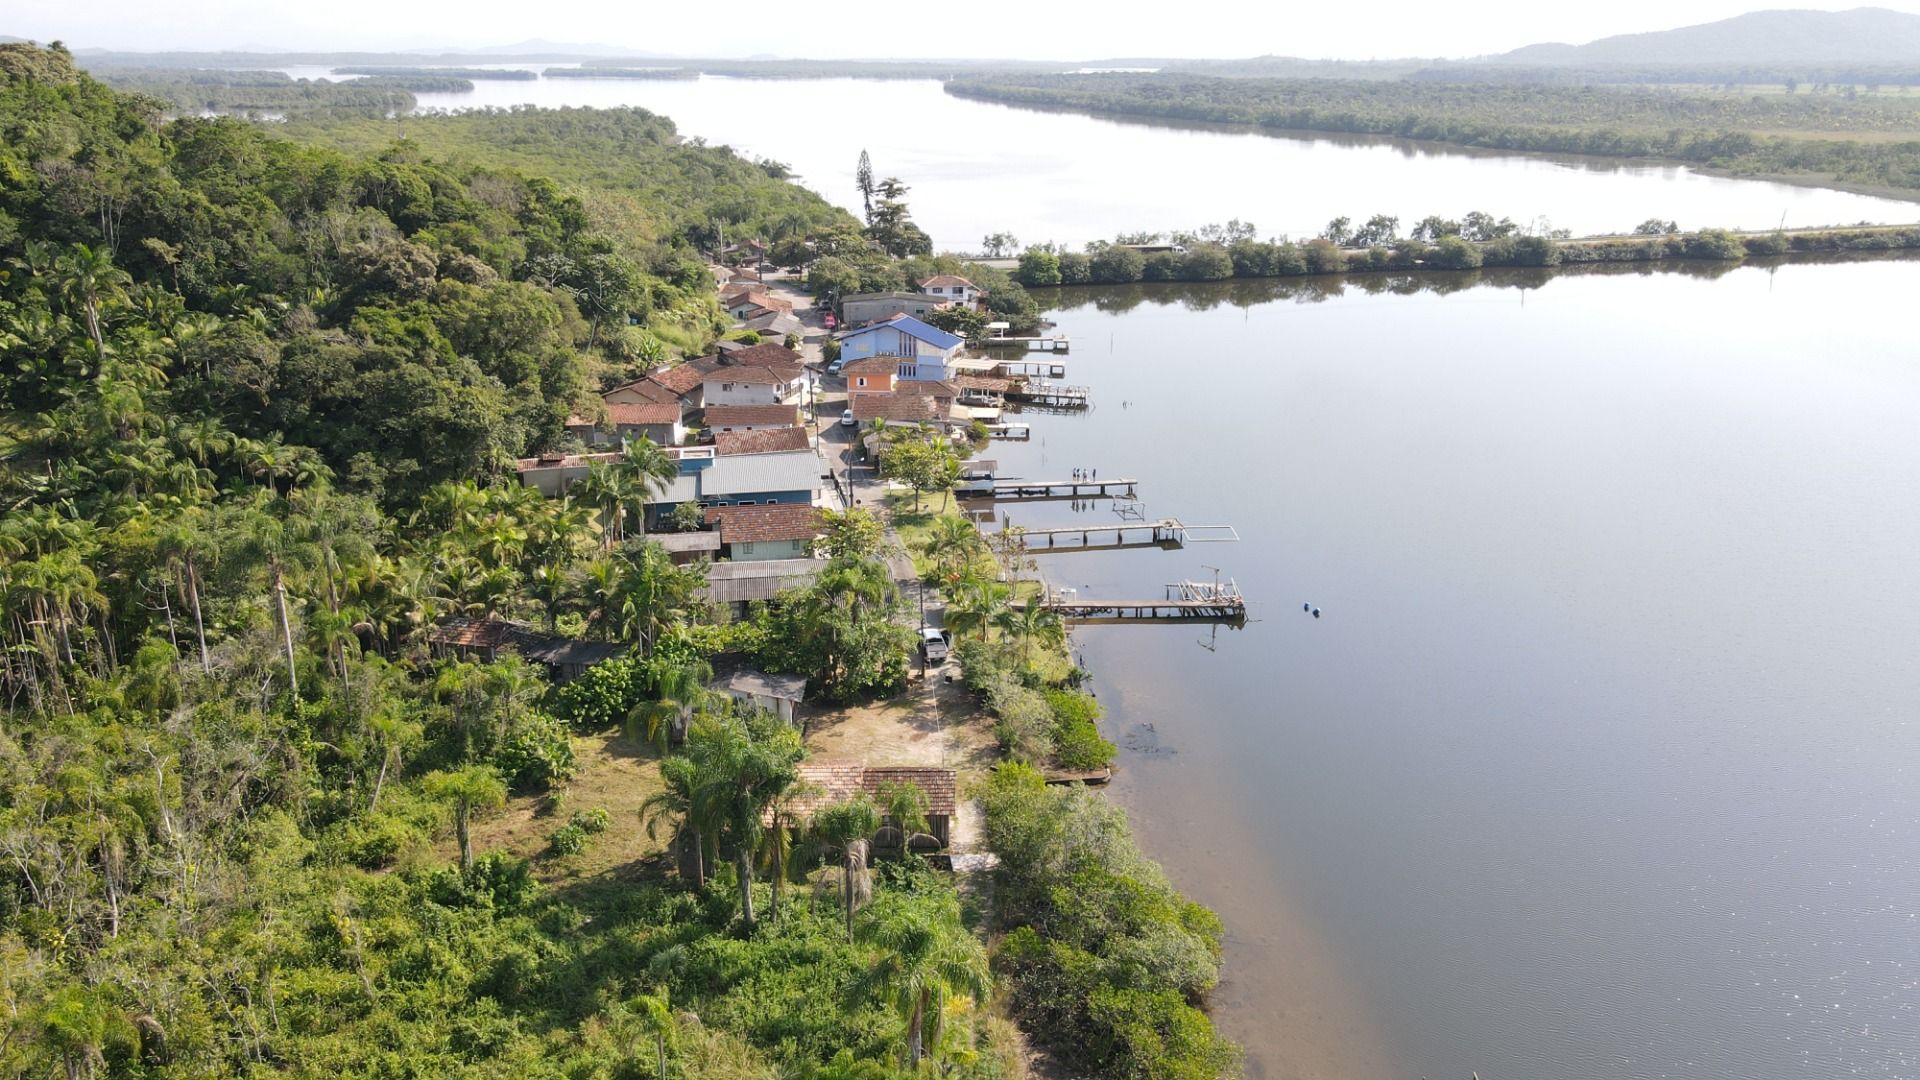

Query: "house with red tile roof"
(703, 503), (822, 561)
(917, 274), (982, 305)
(715, 427), (811, 456)
(564, 400), (686, 448)
(705, 403), (802, 433)
(766, 763), (958, 850)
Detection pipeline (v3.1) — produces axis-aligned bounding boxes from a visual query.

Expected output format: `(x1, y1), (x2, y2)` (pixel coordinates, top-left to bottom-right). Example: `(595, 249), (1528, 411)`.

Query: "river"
(344, 70), (1920, 1077)
(974, 256), (1920, 1078)
(397, 74), (1920, 247)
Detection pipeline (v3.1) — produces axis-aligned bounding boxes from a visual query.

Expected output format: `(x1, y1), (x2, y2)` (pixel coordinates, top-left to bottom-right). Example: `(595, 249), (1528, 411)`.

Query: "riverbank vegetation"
(947, 72), (1920, 193)
(0, 43), (1030, 1077)
(1011, 220), (1920, 289)
(90, 67), (465, 117)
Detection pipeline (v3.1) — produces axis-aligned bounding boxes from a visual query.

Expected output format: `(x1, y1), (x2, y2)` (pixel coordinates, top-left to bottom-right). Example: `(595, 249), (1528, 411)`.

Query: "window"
(740, 542), (756, 554)
(929, 286), (943, 294)
(722, 382), (734, 391)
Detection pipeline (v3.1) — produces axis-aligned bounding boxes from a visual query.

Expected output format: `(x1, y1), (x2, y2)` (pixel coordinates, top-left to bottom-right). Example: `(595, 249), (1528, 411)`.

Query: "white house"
(918, 275), (982, 305)
(702, 503), (823, 562)
(696, 342), (806, 407)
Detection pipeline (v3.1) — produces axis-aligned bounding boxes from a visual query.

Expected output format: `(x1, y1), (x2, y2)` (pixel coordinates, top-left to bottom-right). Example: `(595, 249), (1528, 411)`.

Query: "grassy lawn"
(445, 728), (669, 885)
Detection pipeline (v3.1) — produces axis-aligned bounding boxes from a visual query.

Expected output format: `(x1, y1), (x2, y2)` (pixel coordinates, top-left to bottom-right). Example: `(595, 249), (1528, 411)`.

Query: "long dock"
(962, 477), (1138, 501)
(1036, 578), (1248, 625)
(993, 359), (1067, 379)
(983, 334), (1070, 353)
(1005, 381), (1090, 408)
(1004, 519), (1240, 553)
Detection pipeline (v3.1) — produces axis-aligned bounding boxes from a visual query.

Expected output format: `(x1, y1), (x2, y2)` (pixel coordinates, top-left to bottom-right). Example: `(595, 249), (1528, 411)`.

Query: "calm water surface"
(971, 257), (1920, 1078)
(393, 76), (1920, 246)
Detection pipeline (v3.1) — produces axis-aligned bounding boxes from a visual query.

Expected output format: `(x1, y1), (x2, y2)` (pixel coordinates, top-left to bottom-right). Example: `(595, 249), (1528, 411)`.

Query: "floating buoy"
(1302, 602), (1310, 613)
(1312, 608), (1321, 618)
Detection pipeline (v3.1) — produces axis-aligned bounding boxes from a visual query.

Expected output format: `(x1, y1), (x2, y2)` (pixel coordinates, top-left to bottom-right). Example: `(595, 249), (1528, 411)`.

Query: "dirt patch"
(804, 666), (1002, 852)
(443, 728), (668, 885)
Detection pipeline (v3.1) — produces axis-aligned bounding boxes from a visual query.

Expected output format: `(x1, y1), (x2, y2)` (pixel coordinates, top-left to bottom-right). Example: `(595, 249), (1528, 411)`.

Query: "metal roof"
(836, 314), (963, 350)
(711, 668), (809, 703)
(651, 531), (721, 553)
(700, 558), (823, 603)
(699, 451), (823, 497)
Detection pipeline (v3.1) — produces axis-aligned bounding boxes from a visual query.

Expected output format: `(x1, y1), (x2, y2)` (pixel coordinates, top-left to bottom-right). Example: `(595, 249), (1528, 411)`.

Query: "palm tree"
(812, 795), (881, 942)
(683, 715), (803, 932)
(1007, 603), (1065, 666)
(945, 578), (1013, 642)
(55, 244), (131, 364)
(615, 543), (698, 655)
(423, 765), (507, 872)
(918, 515), (982, 580)
(857, 893), (991, 1067)
(643, 751), (719, 889)
(628, 656), (714, 752)
(876, 780), (930, 854)
(619, 437), (680, 537)
(612, 992), (676, 1080)
(575, 461), (638, 547)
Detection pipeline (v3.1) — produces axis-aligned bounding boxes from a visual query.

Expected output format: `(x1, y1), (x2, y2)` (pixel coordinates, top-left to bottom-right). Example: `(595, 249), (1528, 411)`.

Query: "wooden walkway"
(1004, 519), (1240, 553)
(962, 477), (1137, 501)
(1006, 382), (1090, 408)
(1037, 597), (1249, 625)
(993, 359), (1067, 379)
(983, 335), (1070, 353)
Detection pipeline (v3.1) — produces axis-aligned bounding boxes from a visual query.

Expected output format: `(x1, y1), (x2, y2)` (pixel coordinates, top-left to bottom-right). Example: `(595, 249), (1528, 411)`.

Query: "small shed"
(424, 617), (623, 681)
(651, 530), (722, 564)
(710, 666), (809, 727)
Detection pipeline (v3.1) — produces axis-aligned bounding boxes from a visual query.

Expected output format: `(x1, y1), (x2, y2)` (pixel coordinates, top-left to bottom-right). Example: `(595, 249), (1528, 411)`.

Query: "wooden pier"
(1004, 519), (1240, 553)
(1005, 381), (1090, 408)
(1035, 578), (1248, 625)
(984, 334), (1070, 353)
(992, 359), (1068, 379)
(962, 477), (1138, 501)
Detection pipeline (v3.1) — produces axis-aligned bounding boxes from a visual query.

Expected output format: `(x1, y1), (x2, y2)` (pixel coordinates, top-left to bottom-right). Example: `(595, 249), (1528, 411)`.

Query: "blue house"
(834, 315), (964, 382)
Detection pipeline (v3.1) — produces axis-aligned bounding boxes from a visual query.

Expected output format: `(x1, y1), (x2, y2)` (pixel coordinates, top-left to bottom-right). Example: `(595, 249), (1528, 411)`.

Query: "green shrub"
(551, 657), (646, 731)
(548, 822), (589, 856)
(493, 710), (577, 788)
(570, 806), (611, 834)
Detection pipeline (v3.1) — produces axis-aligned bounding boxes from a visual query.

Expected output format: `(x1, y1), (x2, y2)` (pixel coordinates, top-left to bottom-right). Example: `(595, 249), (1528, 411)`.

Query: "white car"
(839, 408), (856, 427)
(920, 627), (952, 662)
(828, 357), (846, 375)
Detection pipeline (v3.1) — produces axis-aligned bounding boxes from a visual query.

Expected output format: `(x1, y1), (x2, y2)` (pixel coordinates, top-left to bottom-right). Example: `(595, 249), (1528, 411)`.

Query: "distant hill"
(1493, 7), (1920, 66)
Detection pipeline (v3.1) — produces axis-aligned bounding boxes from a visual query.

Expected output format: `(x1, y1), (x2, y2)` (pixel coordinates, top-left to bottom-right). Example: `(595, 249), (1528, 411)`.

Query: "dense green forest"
(88, 67), (467, 118)
(0, 41), (1043, 1078)
(0, 41), (1243, 1079)
(946, 73), (1920, 193)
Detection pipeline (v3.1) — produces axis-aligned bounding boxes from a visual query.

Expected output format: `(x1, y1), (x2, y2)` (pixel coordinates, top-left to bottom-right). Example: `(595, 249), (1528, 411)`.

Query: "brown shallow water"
(982, 255), (1920, 1078)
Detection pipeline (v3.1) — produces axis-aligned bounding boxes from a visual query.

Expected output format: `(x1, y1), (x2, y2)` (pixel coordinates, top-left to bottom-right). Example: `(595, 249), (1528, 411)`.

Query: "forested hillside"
(0, 42), (1018, 1079)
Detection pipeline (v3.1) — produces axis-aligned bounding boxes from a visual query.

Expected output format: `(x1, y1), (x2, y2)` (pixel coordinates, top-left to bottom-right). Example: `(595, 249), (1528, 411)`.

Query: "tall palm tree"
(683, 714), (803, 932)
(627, 656), (714, 752)
(812, 795), (881, 942)
(423, 765), (507, 872)
(857, 893), (991, 1067)
(618, 437), (680, 537)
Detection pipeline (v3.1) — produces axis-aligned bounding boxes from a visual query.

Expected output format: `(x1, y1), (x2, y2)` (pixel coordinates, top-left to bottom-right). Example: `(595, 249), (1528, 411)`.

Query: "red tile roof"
(840, 355), (903, 375)
(955, 375), (1013, 393)
(851, 390), (947, 424)
(604, 402), (682, 426)
(716, 427), (811, 455)
(702, 362), (800, 387)
(651, 364), (708, 396)
(775, 764), (958, 821)
(919, 275), (977, 290)
(703, 503), (823, 544)
(727, 342), (803, 367)
(705, 403), (801, 428)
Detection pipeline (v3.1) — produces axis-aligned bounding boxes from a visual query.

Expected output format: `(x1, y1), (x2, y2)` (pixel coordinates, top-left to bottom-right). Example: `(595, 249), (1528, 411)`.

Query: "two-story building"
(918, 275), (982, 306)
(515, 445), (823, 522)
(834, 315), (964, 382)
(696, 343), (807, 408)
(840, 355), (901, 400)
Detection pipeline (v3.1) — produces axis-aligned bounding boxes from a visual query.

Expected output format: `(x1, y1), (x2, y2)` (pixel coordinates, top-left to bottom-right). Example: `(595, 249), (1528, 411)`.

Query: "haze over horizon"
(12, 0), (1920, 61)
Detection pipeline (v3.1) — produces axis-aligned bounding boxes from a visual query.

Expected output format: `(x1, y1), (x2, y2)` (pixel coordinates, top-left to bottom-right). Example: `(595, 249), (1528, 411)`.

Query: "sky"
(9, 0), (1920, 60)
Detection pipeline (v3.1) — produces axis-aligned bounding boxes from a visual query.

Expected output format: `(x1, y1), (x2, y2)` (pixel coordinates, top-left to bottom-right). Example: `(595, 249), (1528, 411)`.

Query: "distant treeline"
(332, 65), (537, 79)
(93, 69), (458, 114)
(544, 66), (698, 80)
(1012, 225), (1920, 288)
(1410, 64), (1920, 88)
(1040, 248), (1920, 314)
(946, 73), (1920, 193)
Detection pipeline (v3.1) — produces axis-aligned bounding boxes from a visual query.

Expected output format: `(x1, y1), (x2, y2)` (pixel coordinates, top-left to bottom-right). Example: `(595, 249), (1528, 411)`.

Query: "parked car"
(828, 357), (846, 375)
(920, 627), (951, 662)
(839, 408), (856, 427)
